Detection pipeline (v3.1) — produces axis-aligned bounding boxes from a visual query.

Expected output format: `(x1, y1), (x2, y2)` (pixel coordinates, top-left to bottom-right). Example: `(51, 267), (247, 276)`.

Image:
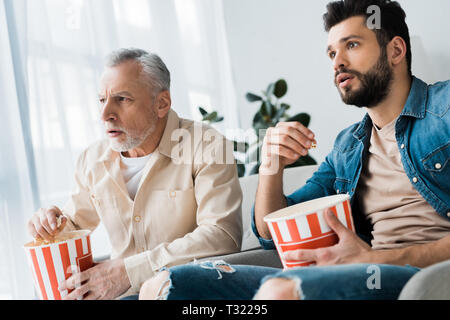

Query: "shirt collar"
(400, 76), (427, 119)
(353, 76), (428, 140)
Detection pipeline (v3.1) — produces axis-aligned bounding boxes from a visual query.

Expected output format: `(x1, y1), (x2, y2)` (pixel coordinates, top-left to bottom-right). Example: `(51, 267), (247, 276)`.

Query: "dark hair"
(323, 0), (412, 76)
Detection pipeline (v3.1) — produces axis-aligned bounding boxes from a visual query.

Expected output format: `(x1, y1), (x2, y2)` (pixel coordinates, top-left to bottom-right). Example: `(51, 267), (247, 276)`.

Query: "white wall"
(222, 0), (450, 163)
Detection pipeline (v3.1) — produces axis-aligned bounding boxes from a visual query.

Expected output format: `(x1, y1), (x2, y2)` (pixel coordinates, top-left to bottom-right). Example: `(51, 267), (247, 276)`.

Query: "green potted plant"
(199, 78), (316, 177)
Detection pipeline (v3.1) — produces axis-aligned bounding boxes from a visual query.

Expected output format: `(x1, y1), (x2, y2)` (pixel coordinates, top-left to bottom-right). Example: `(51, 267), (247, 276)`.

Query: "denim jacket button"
(400, 144), (405, 149)
(435, 163), (442, 170)
(447, 212), (450, 218)
(412, 177), (418, 183)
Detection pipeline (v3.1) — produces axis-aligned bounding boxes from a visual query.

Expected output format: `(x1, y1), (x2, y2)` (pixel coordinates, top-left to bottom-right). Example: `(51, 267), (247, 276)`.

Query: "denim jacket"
(252, 76), (450, 250)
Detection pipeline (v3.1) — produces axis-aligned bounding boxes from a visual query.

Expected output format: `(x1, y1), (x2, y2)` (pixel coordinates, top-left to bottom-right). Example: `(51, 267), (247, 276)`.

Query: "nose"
(101, 98), (117, 122)
(333, 50), (349, 73)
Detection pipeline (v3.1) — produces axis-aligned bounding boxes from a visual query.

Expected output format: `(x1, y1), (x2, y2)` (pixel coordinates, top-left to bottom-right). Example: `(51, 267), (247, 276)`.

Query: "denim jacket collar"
(400, 76), (427, 119)
(353, 113), (372, 141)
(352, 76), (427, 141)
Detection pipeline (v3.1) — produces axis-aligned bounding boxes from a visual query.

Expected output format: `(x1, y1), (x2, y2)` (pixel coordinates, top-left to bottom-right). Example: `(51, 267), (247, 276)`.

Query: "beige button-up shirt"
(62, 109), (243, 294)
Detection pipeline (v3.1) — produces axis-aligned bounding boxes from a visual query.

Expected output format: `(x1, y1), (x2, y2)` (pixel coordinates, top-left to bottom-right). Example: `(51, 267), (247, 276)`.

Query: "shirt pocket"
(334, 178), (351, 194)
(422, 143), (450, 192)
(148, 188), (197, 239)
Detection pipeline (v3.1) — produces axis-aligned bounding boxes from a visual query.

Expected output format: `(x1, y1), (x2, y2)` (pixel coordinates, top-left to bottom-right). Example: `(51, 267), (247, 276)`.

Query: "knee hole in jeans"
(254, 277), (303, 300)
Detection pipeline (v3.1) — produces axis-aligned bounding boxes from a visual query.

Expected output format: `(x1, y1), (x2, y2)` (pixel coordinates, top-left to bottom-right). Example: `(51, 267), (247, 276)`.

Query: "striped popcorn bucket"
(264, 194), (354, 269)
(23, 230), (93, 300)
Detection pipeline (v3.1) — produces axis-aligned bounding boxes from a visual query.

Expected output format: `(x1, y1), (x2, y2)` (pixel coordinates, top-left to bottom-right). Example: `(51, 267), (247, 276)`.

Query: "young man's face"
(327, 16), (393, 108)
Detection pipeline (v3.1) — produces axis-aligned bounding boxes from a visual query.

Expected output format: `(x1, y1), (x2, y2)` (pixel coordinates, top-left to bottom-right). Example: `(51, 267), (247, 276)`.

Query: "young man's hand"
(260, 122), (316, 175)
(284, 209), (372, 265)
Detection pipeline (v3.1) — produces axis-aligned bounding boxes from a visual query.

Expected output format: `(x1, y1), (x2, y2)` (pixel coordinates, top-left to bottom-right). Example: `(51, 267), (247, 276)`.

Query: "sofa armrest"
(198, 248), (283, 269)
(398, 259), (450, 300)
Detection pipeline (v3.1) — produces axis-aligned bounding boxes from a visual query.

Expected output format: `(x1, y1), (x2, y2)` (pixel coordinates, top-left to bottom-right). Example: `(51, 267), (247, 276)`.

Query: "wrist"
(259, 157), (285, 176)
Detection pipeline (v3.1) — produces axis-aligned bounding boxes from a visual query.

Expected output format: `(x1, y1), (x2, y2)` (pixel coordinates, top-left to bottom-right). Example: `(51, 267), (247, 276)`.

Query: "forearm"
(254, 169), (287, 239)
(364, 235), (450, 268)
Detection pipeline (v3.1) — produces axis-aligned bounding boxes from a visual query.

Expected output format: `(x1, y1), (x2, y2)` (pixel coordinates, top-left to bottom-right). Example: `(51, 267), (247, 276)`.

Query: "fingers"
(28, 206), (65, 240)
(29, 210), (53, 241)
(324, 209), (348, 237)
(267, 123), (317, 154)
(59, 270), (90, 291)
(267, 133), (308, 157)
(284, 249), (317, 262)
(82, 291), (100, 300)
(276, 121), (316, 145)
(47, 206), (62, 231)
(39, 212), (55, 238)
(62, 283), (90, 300)
(57, 215), (68, 233)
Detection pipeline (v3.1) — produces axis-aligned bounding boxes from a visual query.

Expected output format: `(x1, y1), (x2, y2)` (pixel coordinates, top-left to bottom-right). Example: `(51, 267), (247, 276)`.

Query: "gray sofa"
(200, 165), (450, 300)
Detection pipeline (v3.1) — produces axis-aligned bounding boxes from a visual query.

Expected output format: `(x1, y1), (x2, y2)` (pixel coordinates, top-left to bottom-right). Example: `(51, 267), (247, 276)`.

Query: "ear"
(387, 36), (407, 68)
(155, 90), (171, 118)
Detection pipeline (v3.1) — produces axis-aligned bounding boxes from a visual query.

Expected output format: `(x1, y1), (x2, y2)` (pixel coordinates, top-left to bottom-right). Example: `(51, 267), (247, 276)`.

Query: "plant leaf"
(287, 112), (310, 127)
(274, 79), (288, 98)
(198, 107), (208, 116)
(203, 111), (218, 122)
(233, 141), (249, 153)
(274, 103), (289, 123)
(249, 163), (260, 175)
(246, 92), (262, 102)
(280, 103), (290, 110)
(237, 163), (246, 178)
(265, 82), (275, 96)
(260, 101), (269, 117)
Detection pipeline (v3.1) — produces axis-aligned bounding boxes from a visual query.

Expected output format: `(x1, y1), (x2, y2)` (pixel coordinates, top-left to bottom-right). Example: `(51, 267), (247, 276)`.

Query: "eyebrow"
(98, 91), (134, 98)
(326, 34), (364, 53)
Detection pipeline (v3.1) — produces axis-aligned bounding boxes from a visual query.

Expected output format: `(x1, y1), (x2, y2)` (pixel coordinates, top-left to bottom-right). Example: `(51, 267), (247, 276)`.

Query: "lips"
(336, 73), (355, 87)
(106, 129), (124, 138)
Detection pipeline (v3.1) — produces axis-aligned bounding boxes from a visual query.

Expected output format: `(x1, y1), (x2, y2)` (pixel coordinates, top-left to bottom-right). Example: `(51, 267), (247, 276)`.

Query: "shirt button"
(447, 212), (450, 218)
(134, 215), (141, 223)
(435, 163), (442, 170)
(400, 144), (405, 149)
(412, 177), (418, 183)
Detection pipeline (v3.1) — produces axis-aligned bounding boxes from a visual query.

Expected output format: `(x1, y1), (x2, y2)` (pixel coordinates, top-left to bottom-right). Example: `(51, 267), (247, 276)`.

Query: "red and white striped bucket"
(23, 230), (93, 300)
(264, 194), (354, 269)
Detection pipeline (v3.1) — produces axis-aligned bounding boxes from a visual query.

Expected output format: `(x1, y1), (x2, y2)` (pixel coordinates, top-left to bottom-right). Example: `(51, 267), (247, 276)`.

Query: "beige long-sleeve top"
(62, 109), (243, 294)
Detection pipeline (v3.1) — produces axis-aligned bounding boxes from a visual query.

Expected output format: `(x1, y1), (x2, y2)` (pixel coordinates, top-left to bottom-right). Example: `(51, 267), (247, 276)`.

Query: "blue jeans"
(153, 261), (420, 300)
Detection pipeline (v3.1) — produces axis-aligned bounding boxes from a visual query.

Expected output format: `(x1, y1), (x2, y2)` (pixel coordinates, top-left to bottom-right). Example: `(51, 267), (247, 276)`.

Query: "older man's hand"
(59, 258), (131, 300)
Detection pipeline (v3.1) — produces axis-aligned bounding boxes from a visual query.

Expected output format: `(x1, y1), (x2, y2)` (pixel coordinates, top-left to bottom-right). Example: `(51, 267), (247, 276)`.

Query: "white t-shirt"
(120, 152), (152, 200)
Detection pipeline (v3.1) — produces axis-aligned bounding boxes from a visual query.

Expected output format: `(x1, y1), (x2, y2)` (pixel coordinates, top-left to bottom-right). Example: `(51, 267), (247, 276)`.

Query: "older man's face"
(98, 61), (158, 152)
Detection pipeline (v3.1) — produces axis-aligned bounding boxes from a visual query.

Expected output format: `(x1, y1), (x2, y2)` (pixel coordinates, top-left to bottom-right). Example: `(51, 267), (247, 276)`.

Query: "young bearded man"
(138, 0), (450, 300)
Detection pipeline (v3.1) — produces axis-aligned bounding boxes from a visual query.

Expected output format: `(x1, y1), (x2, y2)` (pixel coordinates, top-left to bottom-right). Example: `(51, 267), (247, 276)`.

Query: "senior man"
(27, 48), (243, 299)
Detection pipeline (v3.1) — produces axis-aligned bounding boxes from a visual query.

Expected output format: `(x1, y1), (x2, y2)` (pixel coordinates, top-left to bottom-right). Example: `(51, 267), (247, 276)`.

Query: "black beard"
(336, 48), (393, 108)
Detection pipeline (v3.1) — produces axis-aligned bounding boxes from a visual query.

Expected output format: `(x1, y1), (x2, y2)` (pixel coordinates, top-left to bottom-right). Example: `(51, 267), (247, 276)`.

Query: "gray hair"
(105, 48), (171, 94)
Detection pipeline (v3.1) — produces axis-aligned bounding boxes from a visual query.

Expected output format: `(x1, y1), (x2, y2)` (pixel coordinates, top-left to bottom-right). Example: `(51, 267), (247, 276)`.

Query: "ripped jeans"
(149, 261), (420, 300)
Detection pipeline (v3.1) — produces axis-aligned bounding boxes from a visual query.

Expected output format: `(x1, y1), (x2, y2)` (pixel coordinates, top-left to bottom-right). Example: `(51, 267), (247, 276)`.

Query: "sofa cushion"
(239, 165), (319, 250)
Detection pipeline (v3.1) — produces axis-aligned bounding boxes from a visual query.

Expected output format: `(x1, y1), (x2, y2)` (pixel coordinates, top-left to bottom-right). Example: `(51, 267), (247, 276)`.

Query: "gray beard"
(109, 122), (157, 152)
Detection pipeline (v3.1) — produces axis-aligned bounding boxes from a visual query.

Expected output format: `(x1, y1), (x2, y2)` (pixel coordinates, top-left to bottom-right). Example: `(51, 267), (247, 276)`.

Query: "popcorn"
(32, 234), (74, 246)
(23, 230), (93, 300)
